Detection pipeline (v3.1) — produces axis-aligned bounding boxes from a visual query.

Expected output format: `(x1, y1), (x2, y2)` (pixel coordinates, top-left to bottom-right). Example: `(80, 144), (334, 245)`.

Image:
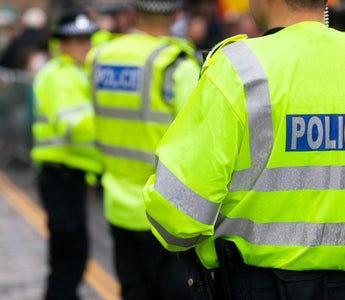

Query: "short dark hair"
(284, 0), (327, 9)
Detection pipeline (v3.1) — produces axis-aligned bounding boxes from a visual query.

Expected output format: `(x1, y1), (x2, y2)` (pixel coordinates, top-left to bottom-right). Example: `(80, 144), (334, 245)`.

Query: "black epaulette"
(200, 34), (248, 77)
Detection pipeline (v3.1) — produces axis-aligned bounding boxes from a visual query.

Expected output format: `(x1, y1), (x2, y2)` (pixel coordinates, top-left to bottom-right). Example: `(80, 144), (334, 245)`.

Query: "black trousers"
(37, 165), (88, 300)
(213, 239), (345, 300)
(109, 225), (194, 300)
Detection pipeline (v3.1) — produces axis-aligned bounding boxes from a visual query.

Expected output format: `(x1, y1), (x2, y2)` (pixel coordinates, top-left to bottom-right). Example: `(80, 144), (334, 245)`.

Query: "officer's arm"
(162, 56), (201, 115)
(45, 71), (96, 144)
(143, 72), (245, 252)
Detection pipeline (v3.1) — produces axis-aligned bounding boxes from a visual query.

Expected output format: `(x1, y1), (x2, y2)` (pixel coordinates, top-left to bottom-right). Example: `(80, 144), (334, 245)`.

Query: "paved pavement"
(0, 161), (122, 300)
(0, 192), (47, 300)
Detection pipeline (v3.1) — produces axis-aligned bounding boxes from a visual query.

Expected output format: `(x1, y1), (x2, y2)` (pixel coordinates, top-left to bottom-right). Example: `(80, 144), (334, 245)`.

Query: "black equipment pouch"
(215, 238), (248, 299)
(271, 269), (324, 300)
(178, 250), (218, 300)
(215, 238), (345, 300)
(215, 238), (325, 300)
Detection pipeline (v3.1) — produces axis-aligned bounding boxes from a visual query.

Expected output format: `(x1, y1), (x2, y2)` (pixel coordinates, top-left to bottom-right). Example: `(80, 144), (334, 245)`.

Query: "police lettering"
(286, 114), (345, 151)
(96, 65), (141, 92)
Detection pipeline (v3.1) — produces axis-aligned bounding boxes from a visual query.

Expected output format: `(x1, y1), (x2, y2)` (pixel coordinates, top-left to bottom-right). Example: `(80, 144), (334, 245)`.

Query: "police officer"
(87, 0), (200, 299)
(31, 11), (102, 300)
(143, 0), (345, 299)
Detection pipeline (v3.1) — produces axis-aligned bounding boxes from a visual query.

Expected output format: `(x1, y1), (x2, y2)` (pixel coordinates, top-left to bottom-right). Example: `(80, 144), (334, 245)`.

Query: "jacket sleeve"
(169, 56), (201, 115)
(37, 65), (96, 144)
(143, 72), (245, 252)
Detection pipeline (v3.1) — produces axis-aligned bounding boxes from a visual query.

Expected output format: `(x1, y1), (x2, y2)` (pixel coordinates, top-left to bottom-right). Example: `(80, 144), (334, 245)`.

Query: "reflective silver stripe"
(234, 163), (345, 192)
(95, 106), (172, 123)
(214, 215), (345, 247)
(223, 41), (273, 192)
(91, 45), (104, 110)
(162, 57), (185, 104)
(154, 159), (221, 225)
(72, 141), (97, 147)
(35, 139), (95, 147)
(149, 111), (173, 123)
(146, 212), (203, 247)
(66, 125), (72, 142)
(162, 59), (176, 104)
(92, 44), (174, 124)
(141, 44), (174, 124)
(94, 106), (141, 120)
(34, 138), (66, 147)
(35, 115), (49, 123)
(239, 165), (345, 192)
(97, 141), (155, 165)
(58, 104), (93, 120)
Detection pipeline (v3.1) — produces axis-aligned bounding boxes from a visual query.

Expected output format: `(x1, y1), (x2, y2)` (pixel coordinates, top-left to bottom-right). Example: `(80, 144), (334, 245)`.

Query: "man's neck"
(135, 25), (171, 36)
(267, 7), (324, 30)
(135, 11), (173, 37)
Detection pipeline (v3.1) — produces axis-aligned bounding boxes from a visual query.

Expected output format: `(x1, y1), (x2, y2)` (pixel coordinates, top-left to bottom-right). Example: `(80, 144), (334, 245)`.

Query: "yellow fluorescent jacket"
(143, 22), (345, 270)
(88, 33), (200, 231)
(31, 54), (102, 174)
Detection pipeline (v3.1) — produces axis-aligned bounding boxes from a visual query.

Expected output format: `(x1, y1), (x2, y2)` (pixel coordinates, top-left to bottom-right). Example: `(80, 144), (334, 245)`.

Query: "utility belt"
(182, 239), (345, 300)
(215, 239), (345, 300)
(41, 162), (86, 180)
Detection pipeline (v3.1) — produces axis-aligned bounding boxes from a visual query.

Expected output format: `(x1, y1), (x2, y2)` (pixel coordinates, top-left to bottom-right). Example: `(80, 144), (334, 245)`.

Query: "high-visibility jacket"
(31, 54), (102, 175)
(88, 33), (200, 231)
(143, 22), (345, 270)
(91, 30), (119, 47)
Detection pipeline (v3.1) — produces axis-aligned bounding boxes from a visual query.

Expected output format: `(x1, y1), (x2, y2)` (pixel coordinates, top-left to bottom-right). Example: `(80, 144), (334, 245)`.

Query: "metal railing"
(0, 66), (34, 168)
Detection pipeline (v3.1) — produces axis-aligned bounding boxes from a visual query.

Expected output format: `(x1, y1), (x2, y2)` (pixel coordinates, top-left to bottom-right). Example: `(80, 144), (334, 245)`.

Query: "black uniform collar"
(263, 27), (285, 36)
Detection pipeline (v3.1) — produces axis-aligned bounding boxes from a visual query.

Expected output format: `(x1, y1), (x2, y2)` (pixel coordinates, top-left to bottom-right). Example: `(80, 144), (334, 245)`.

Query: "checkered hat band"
(135, 0), (182, 14)
(56, 22), (97, 37)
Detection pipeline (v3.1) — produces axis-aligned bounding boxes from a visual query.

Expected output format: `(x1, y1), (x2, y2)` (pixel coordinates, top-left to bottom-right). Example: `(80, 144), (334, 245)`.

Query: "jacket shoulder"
(201, 34), (247, 76)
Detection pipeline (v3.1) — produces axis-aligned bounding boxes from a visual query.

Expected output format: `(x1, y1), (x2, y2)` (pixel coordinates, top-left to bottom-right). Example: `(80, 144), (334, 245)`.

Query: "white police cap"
(52, 12), (97, 38)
